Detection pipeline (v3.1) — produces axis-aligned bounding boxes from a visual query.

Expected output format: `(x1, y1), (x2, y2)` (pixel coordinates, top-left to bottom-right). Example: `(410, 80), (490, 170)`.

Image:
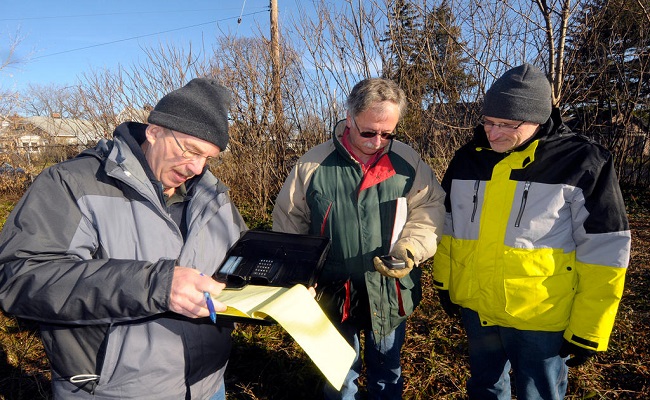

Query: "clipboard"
(208, 232), (355, 389)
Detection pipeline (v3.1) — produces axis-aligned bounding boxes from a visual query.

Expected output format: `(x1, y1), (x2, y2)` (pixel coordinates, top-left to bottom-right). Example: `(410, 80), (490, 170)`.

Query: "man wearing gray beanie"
(0, 78), (247, 399)
(148, 77), (231, 152)
(433, 63), (630, 399)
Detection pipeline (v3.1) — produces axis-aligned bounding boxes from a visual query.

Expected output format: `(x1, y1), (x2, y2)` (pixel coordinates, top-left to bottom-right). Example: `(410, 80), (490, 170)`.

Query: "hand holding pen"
(168, 266), (226, 321)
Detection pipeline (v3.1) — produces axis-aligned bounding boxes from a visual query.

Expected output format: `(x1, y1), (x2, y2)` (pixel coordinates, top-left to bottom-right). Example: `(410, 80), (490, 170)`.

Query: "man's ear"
(145, 124), (164, 144)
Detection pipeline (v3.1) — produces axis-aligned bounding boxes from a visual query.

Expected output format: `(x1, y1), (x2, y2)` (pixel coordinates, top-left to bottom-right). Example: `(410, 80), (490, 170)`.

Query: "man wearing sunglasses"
(273, 78), (446, 399)
(433, 63), (630, 399)
(0, 78), (247, 399)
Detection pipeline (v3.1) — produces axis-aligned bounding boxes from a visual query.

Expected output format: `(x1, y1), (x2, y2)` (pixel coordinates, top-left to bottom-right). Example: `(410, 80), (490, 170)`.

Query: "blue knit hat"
(483, 63), (552, 125)
(148, 78), (230, 151)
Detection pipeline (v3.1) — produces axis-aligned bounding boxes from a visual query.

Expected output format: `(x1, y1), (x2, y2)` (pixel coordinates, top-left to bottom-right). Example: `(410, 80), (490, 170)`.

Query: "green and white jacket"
(0, 122), (247, 399)
(273, 120), (446, 339)
(433, 109), (630, 352)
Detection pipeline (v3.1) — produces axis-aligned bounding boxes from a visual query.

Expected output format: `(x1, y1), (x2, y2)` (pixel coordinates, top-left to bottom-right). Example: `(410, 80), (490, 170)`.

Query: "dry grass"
(1, 191), (649, 400)
(0, 318), (50, 399)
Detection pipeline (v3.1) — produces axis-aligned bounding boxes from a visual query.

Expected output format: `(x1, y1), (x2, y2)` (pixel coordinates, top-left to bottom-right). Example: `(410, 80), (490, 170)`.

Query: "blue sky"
(1, 0), (295, 93)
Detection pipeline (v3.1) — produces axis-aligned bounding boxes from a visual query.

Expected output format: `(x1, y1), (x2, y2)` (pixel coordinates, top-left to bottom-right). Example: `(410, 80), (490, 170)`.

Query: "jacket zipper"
(515, 181), (531, 227)
(471, 180), (480, 222)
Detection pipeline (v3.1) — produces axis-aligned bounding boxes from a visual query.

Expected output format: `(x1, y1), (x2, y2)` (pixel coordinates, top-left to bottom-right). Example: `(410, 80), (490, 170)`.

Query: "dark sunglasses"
(352, 117), (396, 140)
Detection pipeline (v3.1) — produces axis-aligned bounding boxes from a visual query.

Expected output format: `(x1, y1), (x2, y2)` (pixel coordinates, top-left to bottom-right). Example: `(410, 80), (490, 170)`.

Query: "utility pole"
(270, 0), (284, 126)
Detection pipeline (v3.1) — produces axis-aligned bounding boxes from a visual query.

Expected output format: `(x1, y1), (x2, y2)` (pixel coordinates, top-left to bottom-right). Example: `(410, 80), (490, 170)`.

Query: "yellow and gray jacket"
(433, 108), (630, 352)
(273, 120), (445, 339)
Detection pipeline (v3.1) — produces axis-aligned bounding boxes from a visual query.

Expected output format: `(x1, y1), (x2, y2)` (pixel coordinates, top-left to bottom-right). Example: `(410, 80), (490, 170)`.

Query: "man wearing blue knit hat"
(433, 63), (631, 399)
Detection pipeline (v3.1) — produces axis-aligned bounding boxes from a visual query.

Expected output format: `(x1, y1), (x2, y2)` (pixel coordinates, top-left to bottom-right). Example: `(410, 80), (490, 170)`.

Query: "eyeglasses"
(168, 130), (215, 162)
(352, 117), (396, 140)
(480, 117), (526, 132)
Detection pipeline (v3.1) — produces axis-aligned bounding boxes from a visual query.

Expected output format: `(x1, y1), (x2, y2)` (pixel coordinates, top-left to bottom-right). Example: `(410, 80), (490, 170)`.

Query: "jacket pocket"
(393, 267), (422, 319)
(503, 248), (576, 325)
(97, 324), (121, 387)
(315, 278), (347, 323)
(306, 190), (334, 236)
(448, 238), (478, 305)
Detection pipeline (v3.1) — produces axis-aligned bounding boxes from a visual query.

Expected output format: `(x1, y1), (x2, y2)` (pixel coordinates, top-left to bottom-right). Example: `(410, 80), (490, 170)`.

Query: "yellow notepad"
(214, 284), (355, 390)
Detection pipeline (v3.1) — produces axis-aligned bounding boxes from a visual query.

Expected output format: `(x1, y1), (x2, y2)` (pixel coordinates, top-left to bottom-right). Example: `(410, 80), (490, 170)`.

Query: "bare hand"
(169, 267), (227, 318)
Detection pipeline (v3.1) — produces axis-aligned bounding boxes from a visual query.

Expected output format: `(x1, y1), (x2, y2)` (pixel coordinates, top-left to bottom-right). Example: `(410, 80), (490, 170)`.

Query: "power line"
(28, 9), (269, 61)
(0, 8), (262, 22)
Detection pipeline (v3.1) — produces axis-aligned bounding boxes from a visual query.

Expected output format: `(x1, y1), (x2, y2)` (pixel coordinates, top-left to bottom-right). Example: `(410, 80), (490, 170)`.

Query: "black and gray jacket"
(0, 122), (247, 399)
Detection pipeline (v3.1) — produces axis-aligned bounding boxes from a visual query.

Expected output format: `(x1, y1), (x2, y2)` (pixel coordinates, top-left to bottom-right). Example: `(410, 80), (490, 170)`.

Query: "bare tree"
(76, 41), (210, 138)
(208, 34), (309, 222)
(9, 0), (647, 212)
(531, 0), (576, 106)
(0, 30), (25, 73)
(562, 0), (650, 186)
(1, 30), (27, 117)
(20, 84), (84, 118)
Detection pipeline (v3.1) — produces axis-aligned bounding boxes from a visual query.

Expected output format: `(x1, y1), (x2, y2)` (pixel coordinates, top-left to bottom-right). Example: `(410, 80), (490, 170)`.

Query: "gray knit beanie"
(148, 78), (230, 151)
(483, 63), (552, 125)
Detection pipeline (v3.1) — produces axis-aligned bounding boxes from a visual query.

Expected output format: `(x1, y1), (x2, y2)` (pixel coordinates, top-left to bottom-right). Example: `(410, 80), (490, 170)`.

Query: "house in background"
(0, 113), (105, 156)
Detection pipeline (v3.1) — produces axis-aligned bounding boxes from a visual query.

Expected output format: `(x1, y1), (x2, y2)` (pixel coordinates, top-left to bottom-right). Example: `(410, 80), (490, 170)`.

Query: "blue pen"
(204, 291), (217, 324)
(200, 273), (217, 324)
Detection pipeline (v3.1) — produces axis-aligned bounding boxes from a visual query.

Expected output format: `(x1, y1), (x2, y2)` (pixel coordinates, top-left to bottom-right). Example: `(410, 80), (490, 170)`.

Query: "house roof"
(23, 116), (104, 142)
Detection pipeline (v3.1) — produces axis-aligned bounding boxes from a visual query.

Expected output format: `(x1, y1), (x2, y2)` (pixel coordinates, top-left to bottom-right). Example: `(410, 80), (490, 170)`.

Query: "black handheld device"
(214, 230), (331, 289)
(380, 255), (406, 270)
